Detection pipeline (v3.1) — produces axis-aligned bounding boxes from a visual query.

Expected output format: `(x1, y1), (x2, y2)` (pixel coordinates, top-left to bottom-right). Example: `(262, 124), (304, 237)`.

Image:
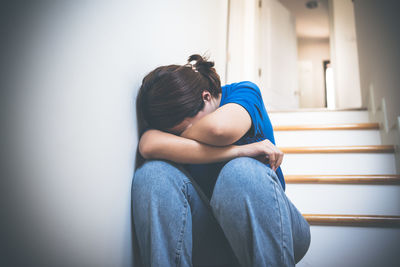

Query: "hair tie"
(184, 63), (198, 72)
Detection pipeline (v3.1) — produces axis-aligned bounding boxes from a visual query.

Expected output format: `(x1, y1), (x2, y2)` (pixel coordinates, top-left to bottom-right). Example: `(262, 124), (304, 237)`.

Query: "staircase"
(269, 109), (400, 267)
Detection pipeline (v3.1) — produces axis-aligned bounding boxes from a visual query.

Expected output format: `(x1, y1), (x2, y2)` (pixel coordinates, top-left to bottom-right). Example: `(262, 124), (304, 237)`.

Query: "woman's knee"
(132, 160), (189, 201)
(211, 157), (277, 207)
(216, 157), (276, 190)
(222, 156), (277, 178)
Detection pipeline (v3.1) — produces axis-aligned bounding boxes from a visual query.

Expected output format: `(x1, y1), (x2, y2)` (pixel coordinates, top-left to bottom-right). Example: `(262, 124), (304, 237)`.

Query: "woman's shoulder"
(223, 81), (261, 95)
(224, 80), (259, 88)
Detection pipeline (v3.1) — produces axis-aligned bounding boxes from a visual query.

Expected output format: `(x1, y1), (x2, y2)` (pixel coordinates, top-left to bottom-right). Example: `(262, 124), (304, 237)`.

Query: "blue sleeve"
(222, 81), (266, 137)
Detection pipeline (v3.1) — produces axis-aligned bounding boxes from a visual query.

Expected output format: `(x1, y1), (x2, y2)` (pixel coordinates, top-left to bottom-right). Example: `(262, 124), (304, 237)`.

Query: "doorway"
(279, 0), (331, 108)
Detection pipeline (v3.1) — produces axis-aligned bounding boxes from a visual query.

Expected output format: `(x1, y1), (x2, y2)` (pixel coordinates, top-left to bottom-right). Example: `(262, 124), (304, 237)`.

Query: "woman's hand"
(238, 139), (284, 172)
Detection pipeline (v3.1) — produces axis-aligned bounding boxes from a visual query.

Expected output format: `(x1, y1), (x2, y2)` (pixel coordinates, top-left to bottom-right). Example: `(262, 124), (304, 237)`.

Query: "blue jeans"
(132, 157), (311, 266)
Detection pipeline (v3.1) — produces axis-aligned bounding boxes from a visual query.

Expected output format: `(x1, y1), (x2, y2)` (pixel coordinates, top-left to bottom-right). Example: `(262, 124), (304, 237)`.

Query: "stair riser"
(281, 153), (397, 174)
(269, 110), (369, 125)
(285, 184), (400, 215)
(269, 110), (400, 267)
(297, 226), (400, 267)
(275, 130), (381, 146)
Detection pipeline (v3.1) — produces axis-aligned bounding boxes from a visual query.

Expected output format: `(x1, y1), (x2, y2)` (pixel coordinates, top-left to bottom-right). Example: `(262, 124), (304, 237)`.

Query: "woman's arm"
(139, 129), (240, 164)
(180, 103), (252, 146)
(139, 129), (282, 169)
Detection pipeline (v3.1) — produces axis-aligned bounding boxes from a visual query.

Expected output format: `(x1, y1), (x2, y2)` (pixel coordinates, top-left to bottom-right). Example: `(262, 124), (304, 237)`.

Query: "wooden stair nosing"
(285, 174), (400, 184)
(274, 123), (379, 131)
(303, 214), (400, 227)
(268, 107), (368, 113)
(279, 145), (395, 154)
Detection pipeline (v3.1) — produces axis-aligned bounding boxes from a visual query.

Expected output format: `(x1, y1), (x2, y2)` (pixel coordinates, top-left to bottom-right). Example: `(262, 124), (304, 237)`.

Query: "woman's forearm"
(139, 129), (241, 164)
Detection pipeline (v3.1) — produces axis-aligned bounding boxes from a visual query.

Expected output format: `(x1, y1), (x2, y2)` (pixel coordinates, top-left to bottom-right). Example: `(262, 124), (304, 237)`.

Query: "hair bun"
(186, 53), (221, 98)
(187, 54), (214, 73)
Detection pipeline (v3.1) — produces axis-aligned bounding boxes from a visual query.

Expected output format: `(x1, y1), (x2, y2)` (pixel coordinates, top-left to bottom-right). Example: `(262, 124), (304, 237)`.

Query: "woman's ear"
(202, 90), (212, 102)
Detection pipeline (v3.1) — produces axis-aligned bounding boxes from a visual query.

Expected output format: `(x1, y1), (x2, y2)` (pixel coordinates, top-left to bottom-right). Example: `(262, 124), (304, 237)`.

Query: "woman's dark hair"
(136, 54), (222, 134)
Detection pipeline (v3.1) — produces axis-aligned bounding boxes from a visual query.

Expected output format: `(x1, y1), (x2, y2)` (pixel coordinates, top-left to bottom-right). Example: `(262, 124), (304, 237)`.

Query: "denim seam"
(266, 167), (285, 193)
(175, 182), (189, 267)
(183, 180), (192, 203)
(267, 166), (293, 265)
(272, 179), (285, 265)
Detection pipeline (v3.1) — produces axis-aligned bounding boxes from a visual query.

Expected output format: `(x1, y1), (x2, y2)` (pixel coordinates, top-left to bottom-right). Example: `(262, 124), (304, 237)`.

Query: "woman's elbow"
(209, 126), (236, 146)
(139, 140), (154, 159)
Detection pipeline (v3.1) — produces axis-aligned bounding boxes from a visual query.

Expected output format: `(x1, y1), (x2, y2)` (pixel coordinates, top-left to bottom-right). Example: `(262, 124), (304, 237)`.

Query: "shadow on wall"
(0, 1), (228, 266)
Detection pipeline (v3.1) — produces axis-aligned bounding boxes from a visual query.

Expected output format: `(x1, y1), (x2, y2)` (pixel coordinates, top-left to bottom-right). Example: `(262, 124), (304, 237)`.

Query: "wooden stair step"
(280, 145), (395, 153)
(274, 123), (379, 131)
(285, 174), (400, 184)
(303, 214), (400, 227)
(268, 107), (367, 112)
(269, 110), (370, 125)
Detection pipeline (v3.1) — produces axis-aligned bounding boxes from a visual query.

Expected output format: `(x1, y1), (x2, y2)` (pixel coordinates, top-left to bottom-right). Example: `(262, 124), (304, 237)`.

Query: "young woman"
(132, 54), (311, 267)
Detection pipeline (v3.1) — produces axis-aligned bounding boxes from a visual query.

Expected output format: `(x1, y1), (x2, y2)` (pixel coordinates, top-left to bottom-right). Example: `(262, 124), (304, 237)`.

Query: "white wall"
(297, 37), (330, 108)
(329, 0), (362, 108)
(1, 1), (227, 266)
(353, 0), (400, 171)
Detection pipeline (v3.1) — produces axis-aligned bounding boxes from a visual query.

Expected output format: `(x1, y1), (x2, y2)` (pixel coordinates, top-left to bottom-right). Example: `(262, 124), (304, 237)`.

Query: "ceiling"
(278, 0), (330, 39)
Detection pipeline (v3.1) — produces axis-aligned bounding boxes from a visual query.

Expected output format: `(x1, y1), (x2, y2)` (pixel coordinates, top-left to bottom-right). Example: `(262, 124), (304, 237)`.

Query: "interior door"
(298, 60), (314, 107)
(257, 0), (299, 110)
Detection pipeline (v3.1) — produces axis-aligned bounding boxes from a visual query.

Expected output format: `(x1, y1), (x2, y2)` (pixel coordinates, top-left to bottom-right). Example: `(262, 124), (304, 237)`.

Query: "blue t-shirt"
(184, 81), (286, 198)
